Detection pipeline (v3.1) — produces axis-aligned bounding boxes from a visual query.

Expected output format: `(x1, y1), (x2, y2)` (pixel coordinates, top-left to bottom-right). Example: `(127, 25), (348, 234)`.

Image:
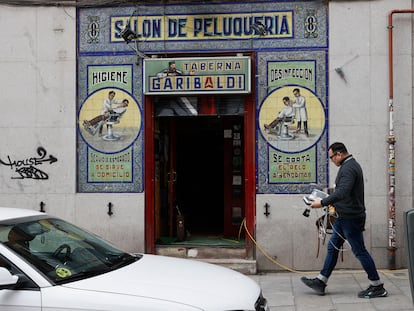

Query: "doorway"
(153, 96), (245, 244)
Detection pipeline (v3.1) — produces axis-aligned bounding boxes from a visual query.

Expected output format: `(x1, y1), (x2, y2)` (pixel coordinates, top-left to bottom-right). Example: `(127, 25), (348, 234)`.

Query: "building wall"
(0, 5), (145, 253)
(0, 0), (412, 271)
(256, 0), (413, 271)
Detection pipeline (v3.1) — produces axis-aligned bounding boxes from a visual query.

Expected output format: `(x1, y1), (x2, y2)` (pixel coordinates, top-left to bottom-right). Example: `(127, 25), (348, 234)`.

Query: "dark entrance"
(154, 96), (245, 243)
(169, 117), (224, 235)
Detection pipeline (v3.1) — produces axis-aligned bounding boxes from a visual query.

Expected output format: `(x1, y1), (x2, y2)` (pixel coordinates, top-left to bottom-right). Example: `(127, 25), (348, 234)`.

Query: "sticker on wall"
(78, 88), (141, 153)
(259, 85), (325, 152)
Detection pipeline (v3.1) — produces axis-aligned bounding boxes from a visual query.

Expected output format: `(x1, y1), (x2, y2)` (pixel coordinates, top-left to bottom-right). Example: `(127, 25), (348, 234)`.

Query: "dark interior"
(155, 95), (244, 241)
(175, 117), (224, 235)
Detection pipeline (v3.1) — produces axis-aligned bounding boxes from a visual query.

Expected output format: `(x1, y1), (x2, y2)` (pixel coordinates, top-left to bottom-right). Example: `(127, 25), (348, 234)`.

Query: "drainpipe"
(387, 9), (414, 270)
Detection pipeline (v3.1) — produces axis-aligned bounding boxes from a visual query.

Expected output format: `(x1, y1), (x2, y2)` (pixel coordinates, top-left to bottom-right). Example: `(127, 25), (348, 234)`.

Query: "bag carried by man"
(315, 205), (342, 260)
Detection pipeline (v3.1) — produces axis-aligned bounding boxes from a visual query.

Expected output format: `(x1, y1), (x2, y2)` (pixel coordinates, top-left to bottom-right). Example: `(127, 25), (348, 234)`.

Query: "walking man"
(301, 142), (387, 298)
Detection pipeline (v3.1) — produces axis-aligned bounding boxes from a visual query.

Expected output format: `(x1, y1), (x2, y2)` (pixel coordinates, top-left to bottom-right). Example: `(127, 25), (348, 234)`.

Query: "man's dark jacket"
(321, 155), (366, 219)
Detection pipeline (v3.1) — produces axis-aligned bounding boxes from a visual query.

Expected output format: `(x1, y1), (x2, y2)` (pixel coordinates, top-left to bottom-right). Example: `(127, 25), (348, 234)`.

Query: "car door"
(0, 253), (41, 311)
(0, 290), (41, 311)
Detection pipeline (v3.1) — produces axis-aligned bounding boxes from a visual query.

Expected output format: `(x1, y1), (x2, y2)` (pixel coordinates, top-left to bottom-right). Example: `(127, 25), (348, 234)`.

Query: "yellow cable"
(241, 218), (307, 273)
(240, 218), (409, 279)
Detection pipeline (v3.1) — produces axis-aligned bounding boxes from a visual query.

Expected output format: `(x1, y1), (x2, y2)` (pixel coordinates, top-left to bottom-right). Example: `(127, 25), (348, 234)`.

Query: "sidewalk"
(249, 269), (414, 311)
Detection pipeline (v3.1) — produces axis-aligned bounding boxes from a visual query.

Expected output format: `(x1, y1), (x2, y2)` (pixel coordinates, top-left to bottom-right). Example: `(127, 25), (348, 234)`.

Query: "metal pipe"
(387, 9), (414, 270)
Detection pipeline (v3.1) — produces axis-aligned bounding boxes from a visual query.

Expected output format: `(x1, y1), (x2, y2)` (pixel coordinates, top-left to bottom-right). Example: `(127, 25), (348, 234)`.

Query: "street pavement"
(249, 269), (414, 311)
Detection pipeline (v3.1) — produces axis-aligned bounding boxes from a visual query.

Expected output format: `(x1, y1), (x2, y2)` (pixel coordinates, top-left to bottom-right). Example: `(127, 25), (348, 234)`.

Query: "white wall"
(0, 6), (145, 254)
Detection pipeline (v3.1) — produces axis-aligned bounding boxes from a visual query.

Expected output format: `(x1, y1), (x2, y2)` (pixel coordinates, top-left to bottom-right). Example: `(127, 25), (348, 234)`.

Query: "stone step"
(156, 245), (246, 258)
(197, 258), (257, 275)
(155, 245), (256, 274)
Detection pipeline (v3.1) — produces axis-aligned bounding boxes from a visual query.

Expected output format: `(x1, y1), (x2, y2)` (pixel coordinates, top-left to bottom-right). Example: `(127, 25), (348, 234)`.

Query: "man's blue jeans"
(320, 217), (380, 281)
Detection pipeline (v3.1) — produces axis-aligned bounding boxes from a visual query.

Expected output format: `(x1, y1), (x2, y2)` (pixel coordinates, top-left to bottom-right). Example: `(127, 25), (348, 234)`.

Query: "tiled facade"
(0, 0), (412, 271)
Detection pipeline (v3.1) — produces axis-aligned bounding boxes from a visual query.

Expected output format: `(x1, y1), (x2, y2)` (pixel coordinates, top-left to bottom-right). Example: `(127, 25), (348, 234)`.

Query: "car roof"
(0, 207), (45, 221)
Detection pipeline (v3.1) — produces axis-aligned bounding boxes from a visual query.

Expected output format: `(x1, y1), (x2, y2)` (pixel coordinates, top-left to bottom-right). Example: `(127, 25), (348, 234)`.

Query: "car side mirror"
(0, 267), (18, 289)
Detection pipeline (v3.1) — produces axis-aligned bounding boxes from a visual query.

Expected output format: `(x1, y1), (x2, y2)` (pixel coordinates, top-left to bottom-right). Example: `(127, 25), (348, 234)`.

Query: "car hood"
(63, 254), (260, 309)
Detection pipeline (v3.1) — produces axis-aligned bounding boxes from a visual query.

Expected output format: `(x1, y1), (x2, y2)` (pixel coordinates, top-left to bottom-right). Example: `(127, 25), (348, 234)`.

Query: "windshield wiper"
(109, 253), (140, 270)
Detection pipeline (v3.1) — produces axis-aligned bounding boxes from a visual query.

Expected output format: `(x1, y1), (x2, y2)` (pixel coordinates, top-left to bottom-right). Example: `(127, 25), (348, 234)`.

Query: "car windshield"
(0, 216), (140, 284)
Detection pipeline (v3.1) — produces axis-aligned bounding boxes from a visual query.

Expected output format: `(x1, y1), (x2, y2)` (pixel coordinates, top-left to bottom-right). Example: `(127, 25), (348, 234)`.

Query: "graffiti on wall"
(0, 147), (57, 180)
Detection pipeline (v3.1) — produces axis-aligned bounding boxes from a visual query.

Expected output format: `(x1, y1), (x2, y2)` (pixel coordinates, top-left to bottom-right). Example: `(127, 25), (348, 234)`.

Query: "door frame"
(144, 53), (256, 255)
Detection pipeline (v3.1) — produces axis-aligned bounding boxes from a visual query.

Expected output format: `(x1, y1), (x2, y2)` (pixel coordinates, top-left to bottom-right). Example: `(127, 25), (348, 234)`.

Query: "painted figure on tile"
(292, 88), (309, 137)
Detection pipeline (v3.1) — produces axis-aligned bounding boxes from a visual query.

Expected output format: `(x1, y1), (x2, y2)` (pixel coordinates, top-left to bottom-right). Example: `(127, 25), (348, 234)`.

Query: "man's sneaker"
(300, 276), (326, 295)
(358, 284), (388, 298)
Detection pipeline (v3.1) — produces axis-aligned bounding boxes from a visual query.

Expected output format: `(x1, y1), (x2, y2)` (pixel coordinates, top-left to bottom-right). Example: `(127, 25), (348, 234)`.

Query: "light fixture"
(120, 21), (137, 44)
(118, 9), (149, 61)
(334, 54), (359, 83)
(335, 67), (347, 83)
(251, 22), (267, 36)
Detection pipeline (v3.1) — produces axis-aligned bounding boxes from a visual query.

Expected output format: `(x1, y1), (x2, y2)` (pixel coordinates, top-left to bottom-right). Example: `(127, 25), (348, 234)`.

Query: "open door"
(145, 54), (257, 253)
(152, 96), (245, 243)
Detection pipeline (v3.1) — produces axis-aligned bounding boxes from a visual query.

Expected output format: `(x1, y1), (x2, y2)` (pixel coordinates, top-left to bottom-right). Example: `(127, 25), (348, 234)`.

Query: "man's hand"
(310, 198), (322, 209)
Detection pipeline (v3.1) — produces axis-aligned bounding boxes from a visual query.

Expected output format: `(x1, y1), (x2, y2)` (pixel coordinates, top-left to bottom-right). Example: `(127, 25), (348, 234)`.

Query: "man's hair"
(109, 91), (115, 96)
(329, 142), (348, 154)
(283, 96), (290, 102)
(293, 88), (300, 93)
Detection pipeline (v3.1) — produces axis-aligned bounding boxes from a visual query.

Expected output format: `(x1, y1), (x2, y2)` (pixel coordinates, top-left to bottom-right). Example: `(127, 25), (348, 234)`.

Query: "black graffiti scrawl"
(0, 147), (58, 180)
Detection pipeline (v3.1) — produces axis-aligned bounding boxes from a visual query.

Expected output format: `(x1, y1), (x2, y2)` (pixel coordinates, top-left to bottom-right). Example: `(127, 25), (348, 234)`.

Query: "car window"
(0, 255), (11, 270)
(0, 218), (139, 284)
(0, 254), (38, 290)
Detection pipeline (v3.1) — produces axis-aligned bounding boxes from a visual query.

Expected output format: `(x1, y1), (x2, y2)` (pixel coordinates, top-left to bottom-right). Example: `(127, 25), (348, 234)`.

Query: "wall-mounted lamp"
(118, 9), (149, 61)
(335, 67), (347, 83)
(334, 54), (359, 83)
(120, 21), (138, 44)
(251, 22), (268, 36)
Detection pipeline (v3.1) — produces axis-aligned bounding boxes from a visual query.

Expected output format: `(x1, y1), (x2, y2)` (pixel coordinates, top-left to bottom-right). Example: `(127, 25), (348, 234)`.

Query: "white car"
(0, 207), (268, 310)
